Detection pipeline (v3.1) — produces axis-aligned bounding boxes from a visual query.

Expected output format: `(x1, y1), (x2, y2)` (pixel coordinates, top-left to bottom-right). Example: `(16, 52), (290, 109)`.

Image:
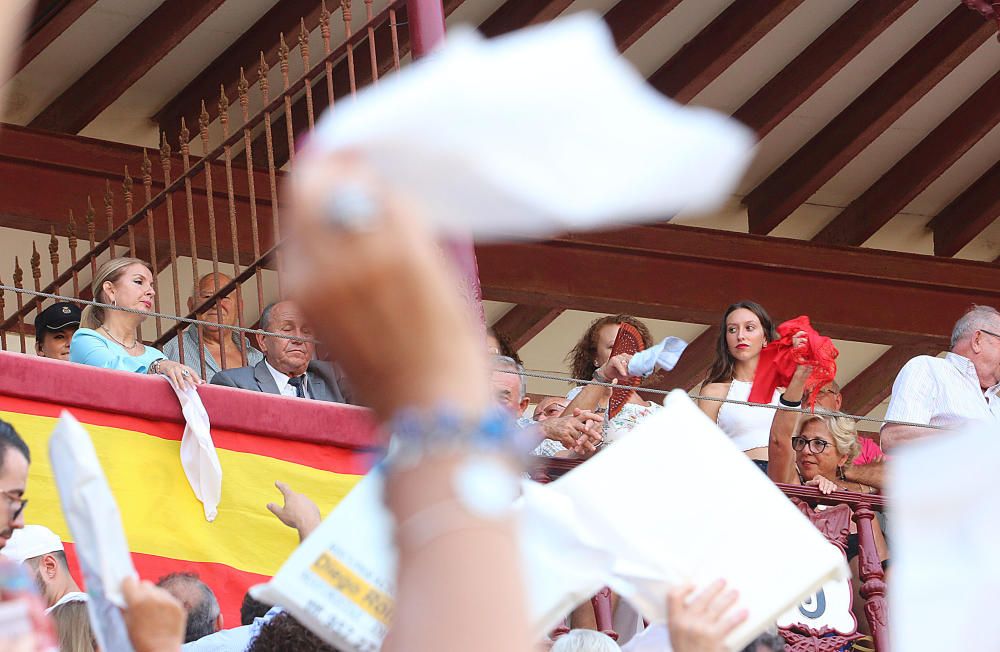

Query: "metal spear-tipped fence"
(0, 0), (409, 374)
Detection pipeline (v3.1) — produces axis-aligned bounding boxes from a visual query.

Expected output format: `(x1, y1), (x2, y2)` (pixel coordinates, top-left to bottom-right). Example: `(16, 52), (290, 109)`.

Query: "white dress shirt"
(265, 360), (310, 399)
(884, 353), (1000, 429)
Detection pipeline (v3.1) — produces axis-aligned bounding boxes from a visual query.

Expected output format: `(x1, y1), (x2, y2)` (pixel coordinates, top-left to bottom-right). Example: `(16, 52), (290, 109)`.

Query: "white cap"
(0, 525), (64, 563)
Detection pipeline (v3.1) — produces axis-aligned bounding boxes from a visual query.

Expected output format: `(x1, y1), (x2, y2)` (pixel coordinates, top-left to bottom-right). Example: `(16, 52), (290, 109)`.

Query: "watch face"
(453, 457), (518, 518)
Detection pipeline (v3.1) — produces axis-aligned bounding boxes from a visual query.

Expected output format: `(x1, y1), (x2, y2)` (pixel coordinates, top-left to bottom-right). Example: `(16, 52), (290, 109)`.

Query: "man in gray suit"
(210, 300), (349, 404)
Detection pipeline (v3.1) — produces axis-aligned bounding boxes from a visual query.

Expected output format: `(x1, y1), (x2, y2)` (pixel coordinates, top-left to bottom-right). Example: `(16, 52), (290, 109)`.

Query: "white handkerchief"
(49, 411), (136, 652)
(628, 337), (688, 377)
(167, 380), (223, 521)
(303, 13), (755, 241)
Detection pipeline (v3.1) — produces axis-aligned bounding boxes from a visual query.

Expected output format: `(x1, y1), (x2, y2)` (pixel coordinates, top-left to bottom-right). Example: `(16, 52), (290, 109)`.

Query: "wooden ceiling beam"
(839, 344), (942, 416)
(647, 0), (805, 104)
(732, 0), (917, 137)
(603, 0), (684, 52)
(744, 7), (992, 235)
(491, 305), (562, 350)
(478, 0), (575, 38)
(29, 0), (228, 134)
(153, 0), (326, 145)
(476, 224), (1000, 347)
(929, 160), (1000, 257)
(813, 70), (1000, 247)
(15, 0), (98, 74)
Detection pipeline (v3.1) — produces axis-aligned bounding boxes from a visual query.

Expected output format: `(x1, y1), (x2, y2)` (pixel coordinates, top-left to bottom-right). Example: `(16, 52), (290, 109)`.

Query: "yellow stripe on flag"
(6, 410), (361, 577)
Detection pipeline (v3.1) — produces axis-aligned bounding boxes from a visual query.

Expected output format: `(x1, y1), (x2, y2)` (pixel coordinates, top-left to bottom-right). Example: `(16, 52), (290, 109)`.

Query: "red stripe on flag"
(63, 542), (272, 630)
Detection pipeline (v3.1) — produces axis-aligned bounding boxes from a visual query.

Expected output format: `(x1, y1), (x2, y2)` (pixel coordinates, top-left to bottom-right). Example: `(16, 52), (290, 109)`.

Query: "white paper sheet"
(302, 13), (755, 241)
(49, 411), (136, 652)
(168, 381), (223, 521)
(251, 473), (397, 652)
(891, 419), (1000, 652)
(536, 391), (850, 650)
(256, 392), (846, 651)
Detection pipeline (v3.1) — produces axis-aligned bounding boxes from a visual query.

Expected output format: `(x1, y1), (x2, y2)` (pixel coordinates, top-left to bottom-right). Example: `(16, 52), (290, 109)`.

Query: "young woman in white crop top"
(697, 301), (781, 466)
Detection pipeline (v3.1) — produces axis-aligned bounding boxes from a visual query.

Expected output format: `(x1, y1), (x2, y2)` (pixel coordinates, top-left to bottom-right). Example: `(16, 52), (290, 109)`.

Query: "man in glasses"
(0, 419), (30, 553)
(882, 305), (1000, 450)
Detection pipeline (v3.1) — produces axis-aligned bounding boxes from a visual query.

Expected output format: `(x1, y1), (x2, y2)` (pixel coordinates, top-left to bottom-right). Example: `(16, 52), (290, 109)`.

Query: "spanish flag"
(2, 387), (375, 625)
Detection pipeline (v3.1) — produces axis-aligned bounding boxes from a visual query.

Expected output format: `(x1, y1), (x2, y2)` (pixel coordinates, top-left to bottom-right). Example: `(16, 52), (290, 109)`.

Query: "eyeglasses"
(791, 436), (831, 455)
(2, 490), (27, 522)
(980, 329), (1000, 341)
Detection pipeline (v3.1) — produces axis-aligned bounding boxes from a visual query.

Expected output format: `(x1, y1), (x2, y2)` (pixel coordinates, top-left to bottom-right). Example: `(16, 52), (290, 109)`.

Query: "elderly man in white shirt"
(881, 305), (1000, 451)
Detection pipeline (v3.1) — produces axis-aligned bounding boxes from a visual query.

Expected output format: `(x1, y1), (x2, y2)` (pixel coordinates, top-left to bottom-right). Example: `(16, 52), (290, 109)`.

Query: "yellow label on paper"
(310, 552), (394, 625)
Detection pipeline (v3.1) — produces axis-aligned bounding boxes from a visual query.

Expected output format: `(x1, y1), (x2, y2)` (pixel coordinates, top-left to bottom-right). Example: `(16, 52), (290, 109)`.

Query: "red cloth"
(748, 316), (838, 409)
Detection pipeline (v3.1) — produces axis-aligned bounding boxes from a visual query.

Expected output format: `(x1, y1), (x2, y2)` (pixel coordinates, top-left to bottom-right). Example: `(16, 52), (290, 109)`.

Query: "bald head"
(189, 272), (236, 329)
(256, 301), (315, 376)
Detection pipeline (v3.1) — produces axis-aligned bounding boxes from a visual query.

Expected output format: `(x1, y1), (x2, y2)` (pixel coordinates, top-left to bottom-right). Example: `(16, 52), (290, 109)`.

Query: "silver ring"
(324, 183), (379, 231)
(182, 370), (190, 377)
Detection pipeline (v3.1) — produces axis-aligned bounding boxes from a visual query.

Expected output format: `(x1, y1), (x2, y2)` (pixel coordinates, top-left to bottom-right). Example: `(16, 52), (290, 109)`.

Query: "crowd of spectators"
(2, 155), (999, 652)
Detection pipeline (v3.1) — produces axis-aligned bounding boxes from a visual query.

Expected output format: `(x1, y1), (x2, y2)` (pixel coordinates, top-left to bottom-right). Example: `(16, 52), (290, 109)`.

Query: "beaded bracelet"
(380, 406), (526, 542)
(381, 405), (526, 474)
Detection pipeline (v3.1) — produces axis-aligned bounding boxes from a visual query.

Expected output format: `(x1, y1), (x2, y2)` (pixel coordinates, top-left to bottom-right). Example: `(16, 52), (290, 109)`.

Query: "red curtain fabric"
(748, 316), (838, 409)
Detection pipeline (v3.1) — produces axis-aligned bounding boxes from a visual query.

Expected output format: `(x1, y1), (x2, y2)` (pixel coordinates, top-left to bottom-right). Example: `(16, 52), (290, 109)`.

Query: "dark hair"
(487, 327), (523, 367)
(704, 301), (778, 386)
(566, 314), (653, 382)
(248, 612), (341, 652)
(241, 592), (273, 626)
(0, 420), (30, 471)
(740, 631), (785, 652)
(156, 572), (220, 643)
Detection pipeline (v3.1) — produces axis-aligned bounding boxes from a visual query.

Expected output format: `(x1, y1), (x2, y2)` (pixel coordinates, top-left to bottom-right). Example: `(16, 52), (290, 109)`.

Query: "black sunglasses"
(791, 436), (831, 455)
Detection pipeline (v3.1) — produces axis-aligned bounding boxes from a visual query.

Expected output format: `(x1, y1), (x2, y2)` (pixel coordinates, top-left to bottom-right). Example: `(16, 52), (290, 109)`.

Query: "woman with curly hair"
(560, 314), (661, 445)
(566, 314), (653, 385)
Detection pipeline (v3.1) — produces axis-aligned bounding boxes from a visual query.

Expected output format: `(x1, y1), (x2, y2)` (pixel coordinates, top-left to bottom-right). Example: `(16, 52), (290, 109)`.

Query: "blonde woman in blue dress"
(70, 257), (202, 390)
